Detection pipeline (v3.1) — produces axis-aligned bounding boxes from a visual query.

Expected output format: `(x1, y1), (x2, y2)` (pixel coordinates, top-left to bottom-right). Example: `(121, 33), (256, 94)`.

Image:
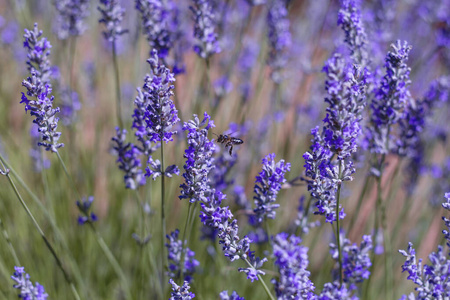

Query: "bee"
(212, 132), (244, 155)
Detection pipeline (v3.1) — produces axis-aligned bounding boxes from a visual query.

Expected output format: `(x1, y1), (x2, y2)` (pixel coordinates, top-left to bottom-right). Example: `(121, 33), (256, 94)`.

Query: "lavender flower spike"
(179, 113), (216, 203)
(54, 0), (90, 40)
(272, 233), (316, 299)
(267, 0), (292, 83)
(169, 279), (195, 300)
(21, 24), (64, 152)
(11, 266), (48, 299)
(367, 40), (412, 154)
(338, 0), (368, 67)
(143, 49), (180, 144)
(253, 153), (291, 223)
(111, 127), (146, 189)
(166, 229), (200, 282)
(190, 0), (221, 59)
(219, 291), (245, 300)
(98, 0), (128, 42)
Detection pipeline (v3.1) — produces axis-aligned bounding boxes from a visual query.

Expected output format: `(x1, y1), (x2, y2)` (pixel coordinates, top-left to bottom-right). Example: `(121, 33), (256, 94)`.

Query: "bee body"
(214, 133), (244, 155)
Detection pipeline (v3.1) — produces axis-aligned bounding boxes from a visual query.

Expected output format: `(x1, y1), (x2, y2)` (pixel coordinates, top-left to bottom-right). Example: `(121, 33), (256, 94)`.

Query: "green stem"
(88, 223), (132, 300)
(0, 154), (87, 299)
(179, 202), (193, 280)
(0, 159), (81, 300)
(335, 162), (343, 287)
(243, 258), (275, 300)
(160, 141), (167, 292)
(0, 217), (21, 266)
(56, 152), (131, 299)
(112, 41), (124, 129)
(347, 174), (370, 233)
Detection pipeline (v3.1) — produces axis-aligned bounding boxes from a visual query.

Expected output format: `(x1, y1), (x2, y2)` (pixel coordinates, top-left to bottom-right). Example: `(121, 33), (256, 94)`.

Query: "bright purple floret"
(179, 113), (216, 203)
(253, 153), (291, 223)
(11, 266), (48, 300)
(271, 233), (316, 299)
(169, 279), (195, 300)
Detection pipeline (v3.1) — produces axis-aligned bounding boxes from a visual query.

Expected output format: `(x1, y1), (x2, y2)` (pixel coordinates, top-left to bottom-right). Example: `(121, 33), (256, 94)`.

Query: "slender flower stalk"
(98, 0), (128, 128)
(0, 160), (80, 300)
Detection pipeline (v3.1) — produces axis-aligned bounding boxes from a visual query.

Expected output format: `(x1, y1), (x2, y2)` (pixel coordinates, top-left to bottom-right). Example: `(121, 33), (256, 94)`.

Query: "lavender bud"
(190, 0), (221, 59)
(11, 266), (48, 299)
(54, 0), (91, 40)
(98, 0), (128, 42)
(76, 196), (98, 225)
(166, 229), (199, 282)
(169, 279), (195, 299)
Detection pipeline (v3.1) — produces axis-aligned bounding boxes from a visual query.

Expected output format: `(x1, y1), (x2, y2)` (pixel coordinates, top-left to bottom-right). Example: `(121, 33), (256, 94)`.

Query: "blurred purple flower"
(98, 0), (128, 42)
(59, 88), (81, 126)
(190, 0), (221, 59)
(76, 196), (98, 225)
(54, 0), (90, 40)
(219, 290), (244, 300)
(317, 282), (357, 300)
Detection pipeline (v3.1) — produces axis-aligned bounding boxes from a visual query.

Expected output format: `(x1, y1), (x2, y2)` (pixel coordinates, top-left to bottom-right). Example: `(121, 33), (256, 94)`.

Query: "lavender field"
(0, 0), (449, 299)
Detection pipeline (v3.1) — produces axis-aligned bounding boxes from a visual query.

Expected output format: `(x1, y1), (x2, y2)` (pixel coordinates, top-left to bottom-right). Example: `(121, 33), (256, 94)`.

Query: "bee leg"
(229, 145), (233, 155)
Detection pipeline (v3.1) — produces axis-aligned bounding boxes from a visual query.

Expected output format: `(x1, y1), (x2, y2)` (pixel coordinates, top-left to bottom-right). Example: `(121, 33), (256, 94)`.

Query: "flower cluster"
(135, 0), (177, 58)
(76, 196), (98, 225)
(54, 0), (90, 40)
(367, 40), (412, 154)
(317, 282), (356, 300)
(179, 113), (216, 203)
(200, 190), (267, 281)
(266, 0), (291, 83)
(166, 229), (200, 282)
(141, 49), (180, 144)
(169, 279), (195, 300)
(98, 0), (128, 42)
(303, 52), (367, 223)
(190, 0), (221, 59)
(21, 24), (64, 153)
(337, 0), (368, 67)
(11, 266), (48, 299)
(399, 193), (450, 299)
(271, 233), (316, 299)
(253, 153), (290, 224)
(111, 127), (146, 190)
(219, 290), (245, 300)
(330, 235), (372, 289)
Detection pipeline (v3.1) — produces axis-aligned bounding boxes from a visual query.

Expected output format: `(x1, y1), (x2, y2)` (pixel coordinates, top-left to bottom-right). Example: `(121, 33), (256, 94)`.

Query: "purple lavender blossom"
(219, 290), (245, 300)
(213, 76), (233, 99)
(367, 40), (412, 154)
(11, 266), (48, 299)
(169, 279), (195, 299)
(141, 49), (180, 144)
(199, 190), (267, 281)
(253, 153), (290, 223)
(111, 127), (146, 189)
(267, 0), (291, 83)
(272, 233), (316, 299)
(21, 24), (64, 153)
(329, 235), (372, 289)
(179, 113), (215, 203)
(399, 193), (450, 298)
(76, 196), (98, 225)
(190, 0), (221, 59)
(338, 0), (368, 67)
(317, 282), (357, 300)
(145, 157), (180, 180)
(166, 229), (199, 282)
(135, 0), (178, 58)
(54, 0), (91, 40)
(98, 0), (128, 42)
